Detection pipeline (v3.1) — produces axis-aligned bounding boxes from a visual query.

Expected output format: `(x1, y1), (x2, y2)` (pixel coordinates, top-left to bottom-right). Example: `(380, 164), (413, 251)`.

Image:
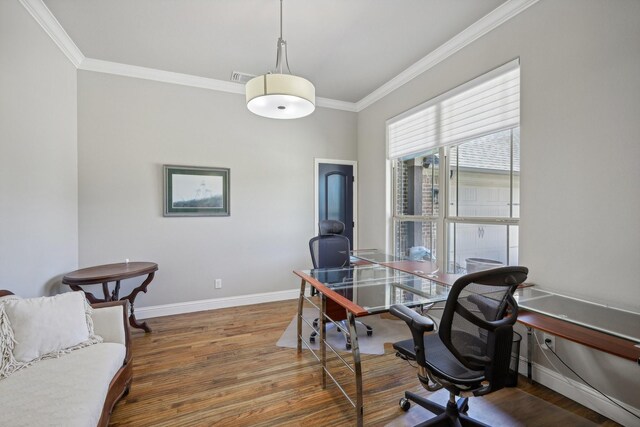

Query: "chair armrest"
(390, 304), (435, 334)
(391, 304), (435, 371)
(92, 301), (129, 346)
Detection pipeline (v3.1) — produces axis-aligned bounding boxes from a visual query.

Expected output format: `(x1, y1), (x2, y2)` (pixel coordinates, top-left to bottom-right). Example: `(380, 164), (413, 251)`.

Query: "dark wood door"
(318, 163), (354, 245)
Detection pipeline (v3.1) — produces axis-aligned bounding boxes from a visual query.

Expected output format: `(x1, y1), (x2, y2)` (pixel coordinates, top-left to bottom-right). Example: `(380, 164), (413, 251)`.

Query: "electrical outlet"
(543, 333), (555, 351)
(214, 279), (222, 289)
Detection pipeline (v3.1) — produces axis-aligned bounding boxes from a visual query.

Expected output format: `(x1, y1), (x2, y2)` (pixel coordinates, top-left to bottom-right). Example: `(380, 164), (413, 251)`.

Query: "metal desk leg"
(297, 279), (306, 353)
(348, 312), (364, 427)
(321, 295), (327, 388)
(527, 326), (533, 380)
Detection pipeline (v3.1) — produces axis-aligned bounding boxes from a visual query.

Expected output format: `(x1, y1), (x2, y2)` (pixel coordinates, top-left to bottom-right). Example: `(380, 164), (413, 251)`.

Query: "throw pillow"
(0, 292), (102, 379)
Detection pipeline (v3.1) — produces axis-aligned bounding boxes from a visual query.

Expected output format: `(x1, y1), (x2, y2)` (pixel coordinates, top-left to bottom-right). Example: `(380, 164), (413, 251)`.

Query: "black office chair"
(318, 219), (346, 236)
(309, 233), (351, 270)
(310, 220), (351, 298)
(390, 266), (528, 427)
(308, 220), (372, 349)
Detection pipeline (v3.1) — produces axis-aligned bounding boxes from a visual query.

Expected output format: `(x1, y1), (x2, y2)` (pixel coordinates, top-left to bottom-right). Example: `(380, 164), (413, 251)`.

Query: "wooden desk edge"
(518, 309), (640, 363)
(293, 270), (369, 317)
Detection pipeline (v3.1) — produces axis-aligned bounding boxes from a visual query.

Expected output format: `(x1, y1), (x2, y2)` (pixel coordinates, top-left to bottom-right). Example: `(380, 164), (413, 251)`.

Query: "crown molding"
(21, 0), (537, 114)
(355, 0), (540, 111)
(19, 1), (356, 112)
(79, 58), (246, 94)
(316, 97), (358, 113)
(19, 0), (84, 67)
(78, 59), (359, 112)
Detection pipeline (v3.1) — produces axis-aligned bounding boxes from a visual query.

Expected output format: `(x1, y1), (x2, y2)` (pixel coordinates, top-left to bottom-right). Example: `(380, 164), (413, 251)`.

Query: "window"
(389, 60), (520, 274)
(393, 152), (440, 261)
(446, 128), (520, 272)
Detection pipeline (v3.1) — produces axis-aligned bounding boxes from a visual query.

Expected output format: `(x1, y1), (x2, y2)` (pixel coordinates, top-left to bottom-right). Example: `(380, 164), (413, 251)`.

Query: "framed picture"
(163, 165), (230, 217)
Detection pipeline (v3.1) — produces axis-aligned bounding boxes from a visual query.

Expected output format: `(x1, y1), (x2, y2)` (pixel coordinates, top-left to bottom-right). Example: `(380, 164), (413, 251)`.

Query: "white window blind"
(388, 59), (520, 159)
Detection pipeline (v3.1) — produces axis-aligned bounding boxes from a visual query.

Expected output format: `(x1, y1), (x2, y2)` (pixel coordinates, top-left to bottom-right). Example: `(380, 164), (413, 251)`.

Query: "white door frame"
(314, 158), (358, 249)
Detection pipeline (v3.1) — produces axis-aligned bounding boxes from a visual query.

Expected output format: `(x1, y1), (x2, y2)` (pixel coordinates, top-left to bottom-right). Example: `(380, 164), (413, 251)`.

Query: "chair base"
(402, 391), (491, 427)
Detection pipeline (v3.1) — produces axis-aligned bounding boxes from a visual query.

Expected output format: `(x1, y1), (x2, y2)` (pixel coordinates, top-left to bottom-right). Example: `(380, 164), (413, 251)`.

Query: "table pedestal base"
(69, 271), (155, 333)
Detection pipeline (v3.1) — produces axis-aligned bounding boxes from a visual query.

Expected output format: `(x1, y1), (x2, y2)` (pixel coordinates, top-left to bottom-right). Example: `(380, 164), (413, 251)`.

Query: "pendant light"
(246, 0), (315, 119)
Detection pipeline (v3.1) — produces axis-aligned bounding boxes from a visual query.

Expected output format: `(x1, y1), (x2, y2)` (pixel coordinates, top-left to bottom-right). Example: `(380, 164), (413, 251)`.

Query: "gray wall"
(2, 0), (638, 419)
(0, 0), (78, 297)
(77, 70), (357, 307)
(357, 0), (640, 416)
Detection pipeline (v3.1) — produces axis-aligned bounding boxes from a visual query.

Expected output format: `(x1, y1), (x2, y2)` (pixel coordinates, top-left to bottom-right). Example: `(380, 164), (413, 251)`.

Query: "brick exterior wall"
(393, 155), (438, 259)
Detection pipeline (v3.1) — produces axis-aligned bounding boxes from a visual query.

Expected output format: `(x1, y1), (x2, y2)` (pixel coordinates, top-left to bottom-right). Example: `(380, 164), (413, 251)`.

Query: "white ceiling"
(42, 0), (507, 103)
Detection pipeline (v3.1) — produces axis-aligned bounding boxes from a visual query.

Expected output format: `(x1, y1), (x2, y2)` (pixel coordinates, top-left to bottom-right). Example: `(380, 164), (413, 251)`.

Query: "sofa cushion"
(0, 342), (126, 427)
(3, 292), (98, 363)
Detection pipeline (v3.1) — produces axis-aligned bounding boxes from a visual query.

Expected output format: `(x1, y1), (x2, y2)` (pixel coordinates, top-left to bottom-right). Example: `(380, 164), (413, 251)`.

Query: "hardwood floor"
(109, 300), (619, 426)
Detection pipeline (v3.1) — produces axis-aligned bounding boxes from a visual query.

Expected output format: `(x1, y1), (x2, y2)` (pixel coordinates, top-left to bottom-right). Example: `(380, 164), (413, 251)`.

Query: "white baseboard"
(134, 288), (299, 319)
(517, 358), (640, 426)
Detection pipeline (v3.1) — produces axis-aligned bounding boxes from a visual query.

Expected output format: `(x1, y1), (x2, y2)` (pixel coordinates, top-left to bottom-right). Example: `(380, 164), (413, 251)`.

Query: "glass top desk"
(298, 264), (452, 316)
(293, 256), (640, 425)
(516, 288), (640, 343)
(514, 288), (640, 378)
(293, 262), (471, 427)
(350, 249), (462, 286)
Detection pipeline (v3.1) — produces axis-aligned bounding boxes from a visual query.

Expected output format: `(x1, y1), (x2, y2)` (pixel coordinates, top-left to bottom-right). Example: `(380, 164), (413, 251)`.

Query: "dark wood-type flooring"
(109, 300), (619, 426)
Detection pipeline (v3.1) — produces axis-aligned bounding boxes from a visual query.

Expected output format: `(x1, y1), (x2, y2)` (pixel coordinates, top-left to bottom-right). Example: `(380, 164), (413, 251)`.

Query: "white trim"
(355, 0), (538, 111)
(21, 0), (537, 114)
(79, 58), (246, 94)
(316, 97), (358, 112)
(134, 288), (299, 320)
(314, 159), (359, 249)
(78, 59), (358, 112)
(19, 0), (85, 67)
(521, 359), (640, 426)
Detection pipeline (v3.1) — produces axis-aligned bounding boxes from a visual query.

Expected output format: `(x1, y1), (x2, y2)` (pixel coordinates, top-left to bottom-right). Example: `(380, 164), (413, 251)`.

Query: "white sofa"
(0, 291), (133, 427)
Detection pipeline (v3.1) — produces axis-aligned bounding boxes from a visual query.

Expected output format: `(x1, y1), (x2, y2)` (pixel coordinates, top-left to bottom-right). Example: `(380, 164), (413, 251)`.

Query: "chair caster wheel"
(367, 330), (373, 336)
(399, 398), (411, 411)
(310, 337), (316, 343)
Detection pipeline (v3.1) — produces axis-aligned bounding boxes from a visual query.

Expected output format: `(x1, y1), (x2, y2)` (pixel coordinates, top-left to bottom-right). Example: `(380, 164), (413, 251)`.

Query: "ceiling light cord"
(280, 0), (283, 39)
(274, 0), (291, 75)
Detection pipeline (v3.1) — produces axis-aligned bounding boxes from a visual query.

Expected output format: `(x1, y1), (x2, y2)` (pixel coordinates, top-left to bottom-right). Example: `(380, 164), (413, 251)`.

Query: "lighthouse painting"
(172, 175), (222, 208)
(163, 165), (230, 216)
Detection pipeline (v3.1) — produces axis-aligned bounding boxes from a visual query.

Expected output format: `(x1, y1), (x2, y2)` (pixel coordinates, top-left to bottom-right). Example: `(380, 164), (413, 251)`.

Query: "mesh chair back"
(309, 234), (351, 269)
(318, 220), (345, 236)
(439, 266), (528, 391)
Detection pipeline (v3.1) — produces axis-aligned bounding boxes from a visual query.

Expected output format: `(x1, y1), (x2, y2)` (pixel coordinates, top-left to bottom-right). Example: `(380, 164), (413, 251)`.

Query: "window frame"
(391, 150), (443, 264)
(443, 127), (520, 271)
(387, 60), (521, 272)
(391, 127), (520, 272)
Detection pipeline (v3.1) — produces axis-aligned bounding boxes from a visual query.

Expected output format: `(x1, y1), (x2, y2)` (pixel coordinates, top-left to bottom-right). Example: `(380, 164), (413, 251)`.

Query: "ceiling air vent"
(230, 71), (256, 84)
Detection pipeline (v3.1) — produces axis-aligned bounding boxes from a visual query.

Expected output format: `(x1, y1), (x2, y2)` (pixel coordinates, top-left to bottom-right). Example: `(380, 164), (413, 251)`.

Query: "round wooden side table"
(62, 262), (158, 333)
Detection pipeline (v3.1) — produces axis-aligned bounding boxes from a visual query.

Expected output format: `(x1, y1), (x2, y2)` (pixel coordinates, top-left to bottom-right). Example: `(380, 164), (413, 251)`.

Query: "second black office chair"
(390, 266), (528, 427)
(308, 220), (372, 349)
